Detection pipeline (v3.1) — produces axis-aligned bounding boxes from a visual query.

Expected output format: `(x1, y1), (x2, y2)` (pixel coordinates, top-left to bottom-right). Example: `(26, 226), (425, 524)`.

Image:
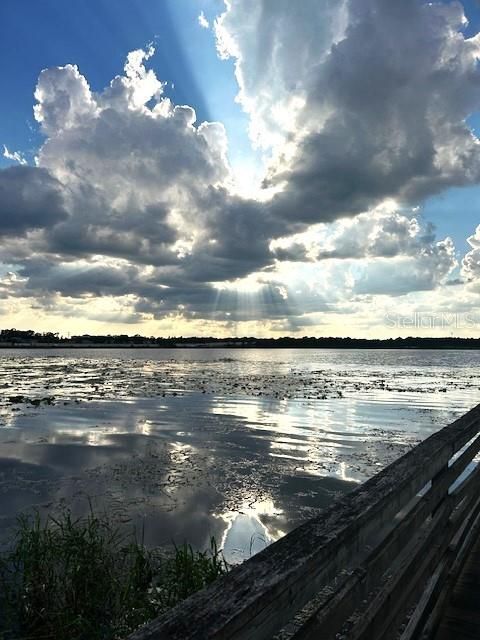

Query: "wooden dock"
(433, 527), (480, 640)
(127, 404), (480, 640)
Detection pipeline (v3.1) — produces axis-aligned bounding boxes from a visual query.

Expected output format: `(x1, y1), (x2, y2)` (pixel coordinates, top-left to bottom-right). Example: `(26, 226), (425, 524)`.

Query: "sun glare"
(213, 274), (263, 294)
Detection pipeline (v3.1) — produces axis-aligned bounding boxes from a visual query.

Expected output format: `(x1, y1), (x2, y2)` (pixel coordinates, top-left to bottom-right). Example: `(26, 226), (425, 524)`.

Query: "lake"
(0, 348), (479, 563)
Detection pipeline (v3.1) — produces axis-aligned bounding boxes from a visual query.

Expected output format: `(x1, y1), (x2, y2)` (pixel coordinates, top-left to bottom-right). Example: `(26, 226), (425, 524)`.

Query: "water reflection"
(0, 348), (479, 557)
(218, 499), (285, 564)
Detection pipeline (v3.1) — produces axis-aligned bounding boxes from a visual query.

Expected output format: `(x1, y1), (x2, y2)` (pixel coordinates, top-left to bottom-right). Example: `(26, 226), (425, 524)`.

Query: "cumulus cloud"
(269, 232), (457, 306)
(218, 0), (480, 225)
(352, 238), (457, 296)
(34, 64), (98, 135)
(271, 206), (438, 262)
(0, 166), (67, 235)
(215, 0), (348, 150)
(1, 47), (276, 321)
(2, 0), (480, 330)
(17, 258), (143, 298)
(100, 46), (165, 111)
(31, 49), (235, 272)
(462, 225), (480, 281)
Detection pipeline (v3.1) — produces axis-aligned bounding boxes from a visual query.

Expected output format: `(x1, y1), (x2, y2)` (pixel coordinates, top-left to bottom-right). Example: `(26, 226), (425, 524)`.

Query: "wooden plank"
(127, 404), (480, 640)
(436, 434), (480, 494)
(289, 475), (480, 640)
(449, 462), (480, 505)
(421, 496), (480, 639)
(268, 433), (480, 640)
(433, 527), (480, 640)
(286, 454), (480, 640)
(400, 479), (480, 640)
(283, 441), (480, 640)
(353, 493), (476, 640)
(400, 559), (449, 640)
(339, 498), (455, 640)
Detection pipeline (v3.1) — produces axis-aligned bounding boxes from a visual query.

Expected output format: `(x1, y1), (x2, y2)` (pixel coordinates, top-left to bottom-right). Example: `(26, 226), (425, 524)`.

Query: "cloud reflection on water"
(1, 348), (479, 556)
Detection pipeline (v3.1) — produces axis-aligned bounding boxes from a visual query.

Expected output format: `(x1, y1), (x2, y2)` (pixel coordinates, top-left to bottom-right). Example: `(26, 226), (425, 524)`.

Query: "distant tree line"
(1, 328), (480, 349)
(0, 329), (60, 343)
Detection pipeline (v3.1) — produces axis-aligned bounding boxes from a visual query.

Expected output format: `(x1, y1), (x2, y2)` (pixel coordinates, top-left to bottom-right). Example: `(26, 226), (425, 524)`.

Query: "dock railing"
(128, 403), (480, 640)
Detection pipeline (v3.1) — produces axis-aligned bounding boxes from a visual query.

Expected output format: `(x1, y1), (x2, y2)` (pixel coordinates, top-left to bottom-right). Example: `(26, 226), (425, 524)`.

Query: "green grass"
(0, 509), (228, 640)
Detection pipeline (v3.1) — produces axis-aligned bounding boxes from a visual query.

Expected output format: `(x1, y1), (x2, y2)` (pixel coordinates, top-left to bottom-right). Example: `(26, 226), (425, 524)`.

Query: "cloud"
(268, 232), (457, 305)
(218, 0), (480, 225)
(34, 64), (98, 136)
(462, 225), (480, 281)
(31, 49), (233, 273)
(0, 48), (276, 321)
(215, 0), (348, 150)
(3, 145), (27, 166)
(271, 206), (438, 262)
(198, 11), (210, 29)
(2, 0), (480, 331)
(0, 166), (67, 236)
(352, 238), (457, 296)
(17, 258), (143, 298)
(100, 46), (165, 111)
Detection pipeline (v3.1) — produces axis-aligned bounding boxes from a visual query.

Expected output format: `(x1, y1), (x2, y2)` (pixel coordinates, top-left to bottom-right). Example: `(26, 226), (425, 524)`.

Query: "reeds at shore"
(0, 508), (228, 639)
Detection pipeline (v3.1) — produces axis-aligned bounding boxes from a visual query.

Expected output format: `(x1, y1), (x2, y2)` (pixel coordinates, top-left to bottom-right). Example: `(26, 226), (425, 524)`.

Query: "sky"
(1, 0), (480, 338)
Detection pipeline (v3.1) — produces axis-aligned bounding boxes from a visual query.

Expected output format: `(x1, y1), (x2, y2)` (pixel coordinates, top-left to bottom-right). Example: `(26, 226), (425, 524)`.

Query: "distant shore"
(2, 336), (480, 349)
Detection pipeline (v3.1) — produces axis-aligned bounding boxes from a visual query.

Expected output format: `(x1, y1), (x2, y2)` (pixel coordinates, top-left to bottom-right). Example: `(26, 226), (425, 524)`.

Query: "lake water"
(0, 348), (479, 562)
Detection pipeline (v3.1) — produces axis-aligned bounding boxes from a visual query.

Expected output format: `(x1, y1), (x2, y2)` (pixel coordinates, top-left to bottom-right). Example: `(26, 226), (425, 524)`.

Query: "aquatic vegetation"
(7, 394), (55, 405)
(0, 509), (228, 640)
(0, 348), (477, 620)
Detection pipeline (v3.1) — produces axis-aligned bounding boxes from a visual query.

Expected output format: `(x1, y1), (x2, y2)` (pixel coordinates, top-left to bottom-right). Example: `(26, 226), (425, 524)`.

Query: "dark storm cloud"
(46, 203), (179, 267)
(0, 166), (67, 235)
(17, 259), (143, 298)
(180, 188), (284, 282)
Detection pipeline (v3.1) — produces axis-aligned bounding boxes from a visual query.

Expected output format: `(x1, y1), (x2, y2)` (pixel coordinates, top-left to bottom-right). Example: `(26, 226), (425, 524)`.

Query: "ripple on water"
(0, 348), (479, 558)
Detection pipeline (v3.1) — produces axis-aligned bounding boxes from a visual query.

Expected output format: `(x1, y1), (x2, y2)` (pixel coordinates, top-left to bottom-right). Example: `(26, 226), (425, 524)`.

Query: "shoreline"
(1, 343), (480, 350)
